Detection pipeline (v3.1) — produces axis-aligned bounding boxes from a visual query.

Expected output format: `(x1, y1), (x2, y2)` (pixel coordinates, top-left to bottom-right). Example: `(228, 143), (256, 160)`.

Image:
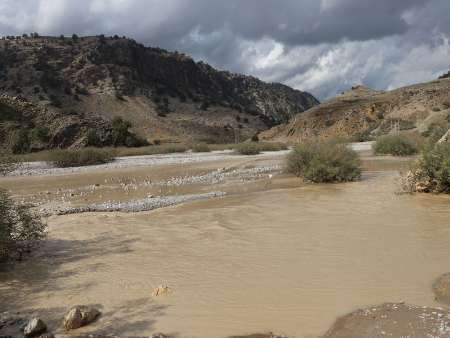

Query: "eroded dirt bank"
(1, 149), (450, 338)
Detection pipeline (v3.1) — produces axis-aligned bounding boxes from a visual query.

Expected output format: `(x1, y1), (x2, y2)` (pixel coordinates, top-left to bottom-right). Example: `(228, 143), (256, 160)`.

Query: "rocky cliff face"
(261, 79), (450, 143)
(0, 35), (318, 148)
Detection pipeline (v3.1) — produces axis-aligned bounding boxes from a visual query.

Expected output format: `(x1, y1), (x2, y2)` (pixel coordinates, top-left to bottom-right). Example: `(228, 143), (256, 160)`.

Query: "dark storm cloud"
(0, 0), (448, 99)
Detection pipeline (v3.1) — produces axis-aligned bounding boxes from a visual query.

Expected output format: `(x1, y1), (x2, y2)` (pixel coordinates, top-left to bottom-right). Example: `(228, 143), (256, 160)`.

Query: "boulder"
(23, 318), (47, 337)
(38, 334), (54, 338)
(63, 306), (100, 330)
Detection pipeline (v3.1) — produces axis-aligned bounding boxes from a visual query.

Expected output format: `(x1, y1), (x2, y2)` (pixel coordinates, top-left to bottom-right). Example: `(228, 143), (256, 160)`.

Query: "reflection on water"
(1, 170), (450, 338)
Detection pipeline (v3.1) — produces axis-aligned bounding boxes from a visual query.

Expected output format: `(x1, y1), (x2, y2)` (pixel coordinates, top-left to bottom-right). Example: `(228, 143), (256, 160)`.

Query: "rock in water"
(152, 285), (170, 297)
(23, 318), (47, 337)
(63, 306), (100, 330)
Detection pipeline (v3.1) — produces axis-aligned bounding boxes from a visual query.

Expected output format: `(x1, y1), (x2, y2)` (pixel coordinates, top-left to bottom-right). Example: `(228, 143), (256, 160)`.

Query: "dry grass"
(12, 141), (288, 162)
(47, 148), (115, 168)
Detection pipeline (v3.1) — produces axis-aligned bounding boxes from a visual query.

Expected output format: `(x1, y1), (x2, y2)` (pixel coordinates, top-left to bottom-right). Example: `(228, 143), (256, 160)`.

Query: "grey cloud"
(0, 0), (449, 99)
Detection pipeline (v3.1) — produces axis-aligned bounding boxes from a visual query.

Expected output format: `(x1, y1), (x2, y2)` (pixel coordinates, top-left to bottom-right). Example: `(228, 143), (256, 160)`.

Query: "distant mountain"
(261, 79), (450, 142)
(0, 35), (318, 151)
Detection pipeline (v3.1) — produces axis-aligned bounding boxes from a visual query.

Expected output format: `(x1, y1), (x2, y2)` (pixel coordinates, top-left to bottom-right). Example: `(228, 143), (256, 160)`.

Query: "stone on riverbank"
(63, 306), (100, 330)
(23, 318), (47, 337)
(323, 303), (450, 338)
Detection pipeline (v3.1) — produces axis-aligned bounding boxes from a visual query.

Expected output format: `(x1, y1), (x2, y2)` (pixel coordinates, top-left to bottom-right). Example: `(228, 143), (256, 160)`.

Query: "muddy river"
(1, 151), (450, 338)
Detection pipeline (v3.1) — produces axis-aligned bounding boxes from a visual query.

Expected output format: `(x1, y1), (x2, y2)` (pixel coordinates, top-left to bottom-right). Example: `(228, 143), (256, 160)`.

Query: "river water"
(1, 165), (450, 337)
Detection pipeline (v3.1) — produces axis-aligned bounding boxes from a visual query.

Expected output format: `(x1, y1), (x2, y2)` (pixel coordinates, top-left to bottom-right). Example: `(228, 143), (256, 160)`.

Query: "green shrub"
(49, 94), (63, 108)
(403, 143), (450, 194)
(0, 189), (46, 262)
(111, 117), (148, 147)
(12, 130), (30, 154)
(200, 101), (209, 111)
(373, 135), (418, 156)
(192, 143), (211, 153)
(234, 142), (261, 155)
(286, 141), (361, 183)
(48, 148), (115, 168)
(31, 127), (50, 142)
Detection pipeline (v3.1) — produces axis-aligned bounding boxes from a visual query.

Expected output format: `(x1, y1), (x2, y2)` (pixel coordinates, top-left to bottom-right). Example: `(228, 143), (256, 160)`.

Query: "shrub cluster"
(234, 142), (288, 155)
(191, 143), (211, 153)
(402, 143), (450, 194)
(48, 148), (115, 168)
(256, 142), (288, 152)
(0, 189), (46, 262)
(234, 142), (261, 155)
(373, 135), (418, 156)
(286, 141), (361, 183)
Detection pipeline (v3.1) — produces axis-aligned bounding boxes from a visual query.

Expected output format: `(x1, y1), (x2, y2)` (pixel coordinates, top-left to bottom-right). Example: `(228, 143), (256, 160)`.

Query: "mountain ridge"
(0, 34), (318, 151)
(261, 78), (450, 142)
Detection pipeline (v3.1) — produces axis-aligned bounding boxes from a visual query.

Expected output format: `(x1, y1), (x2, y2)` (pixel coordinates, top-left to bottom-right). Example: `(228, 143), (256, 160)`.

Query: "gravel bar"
(41, 191), (226, 215)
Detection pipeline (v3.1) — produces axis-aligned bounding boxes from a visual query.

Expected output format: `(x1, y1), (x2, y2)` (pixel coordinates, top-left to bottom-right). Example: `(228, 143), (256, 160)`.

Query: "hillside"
(261, 78), (450, 142)
(0, 35), (318, 151)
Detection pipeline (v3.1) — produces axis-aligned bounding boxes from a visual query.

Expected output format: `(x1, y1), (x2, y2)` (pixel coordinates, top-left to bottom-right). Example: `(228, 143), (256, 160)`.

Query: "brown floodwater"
(1, 158), (450, 338)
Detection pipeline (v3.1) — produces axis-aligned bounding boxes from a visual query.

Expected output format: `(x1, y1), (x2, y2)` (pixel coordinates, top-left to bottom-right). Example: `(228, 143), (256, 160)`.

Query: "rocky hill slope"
(0, 35), (318, 150)
(0, 94), (148, 153)
(261, 78), (450, 142)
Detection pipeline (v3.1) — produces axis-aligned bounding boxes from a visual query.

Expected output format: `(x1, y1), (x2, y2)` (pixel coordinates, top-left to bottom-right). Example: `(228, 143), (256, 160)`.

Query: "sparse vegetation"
(0, 189), (46, 262)
(0, 152), (20, 176)
(286, 141), (361, 183)
(373, 134), (418, 156)
(234, 142), (261, 155)
(258, 142), (288, 152)
(224, 141), (288, 155)
(113, 144), (189, 157)
(351, 129), (374, 142)
(47, 148), (115, 168)
(422, 124), (449, 143)
(191, 143), (211, 153)
(75, 86), (89, 95)
(402, 143), (450, 194)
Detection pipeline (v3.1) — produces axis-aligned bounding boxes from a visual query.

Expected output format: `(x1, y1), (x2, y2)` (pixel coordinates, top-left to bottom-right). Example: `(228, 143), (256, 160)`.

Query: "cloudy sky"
(0, 0), (449, 99)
